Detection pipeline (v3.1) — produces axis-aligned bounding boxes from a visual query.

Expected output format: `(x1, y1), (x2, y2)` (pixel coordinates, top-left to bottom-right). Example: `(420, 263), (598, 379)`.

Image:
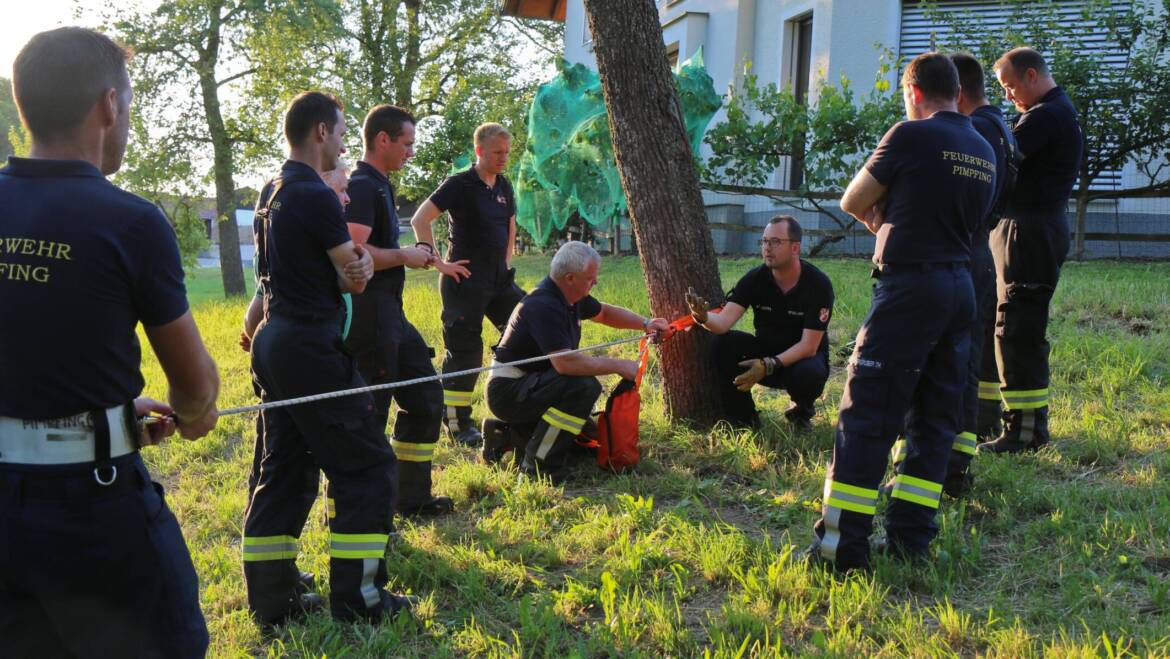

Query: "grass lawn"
(140, 256), (1170, 657)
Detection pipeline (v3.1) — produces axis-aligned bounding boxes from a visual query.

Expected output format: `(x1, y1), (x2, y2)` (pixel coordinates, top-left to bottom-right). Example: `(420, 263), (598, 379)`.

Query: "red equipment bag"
(591, 337), (649, 472)
(576, 311), (717, 472)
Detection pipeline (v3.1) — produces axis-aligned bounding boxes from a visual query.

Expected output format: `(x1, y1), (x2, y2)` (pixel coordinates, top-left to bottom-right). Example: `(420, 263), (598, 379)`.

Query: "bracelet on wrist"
(415, 241), (436, 255)
(642, 317), (650, 331)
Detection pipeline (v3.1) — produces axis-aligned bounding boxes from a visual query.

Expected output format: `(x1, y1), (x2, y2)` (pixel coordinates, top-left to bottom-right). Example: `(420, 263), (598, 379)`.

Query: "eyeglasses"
(758, 238), (795, 248)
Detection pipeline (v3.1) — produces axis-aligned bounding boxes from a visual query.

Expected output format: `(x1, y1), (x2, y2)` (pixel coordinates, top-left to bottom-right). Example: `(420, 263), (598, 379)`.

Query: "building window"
(666, 42), (680, 69)
(786, 13), (814, 189)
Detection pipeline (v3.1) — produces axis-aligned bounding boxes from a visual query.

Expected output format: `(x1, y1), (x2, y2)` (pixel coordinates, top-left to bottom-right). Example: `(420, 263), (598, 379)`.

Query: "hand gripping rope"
(212, 311), (715, 418)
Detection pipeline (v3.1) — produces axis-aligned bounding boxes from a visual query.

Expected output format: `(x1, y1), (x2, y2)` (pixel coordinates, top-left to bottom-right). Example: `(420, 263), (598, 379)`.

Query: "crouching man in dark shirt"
(484, 241), (669, 483)
(686, 215), (834, 431)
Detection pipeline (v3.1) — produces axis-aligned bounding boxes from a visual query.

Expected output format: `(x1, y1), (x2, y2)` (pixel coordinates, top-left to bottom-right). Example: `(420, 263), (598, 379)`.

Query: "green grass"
(141, 256), (1170, 657)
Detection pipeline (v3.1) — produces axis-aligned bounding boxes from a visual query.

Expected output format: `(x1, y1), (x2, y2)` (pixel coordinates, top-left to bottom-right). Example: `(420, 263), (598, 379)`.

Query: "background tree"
(107, 0), (332, 296)
(114, 114), (212, 271)
(582, 0), (725, 424)
(0, 79), (19, 161)
(703, 56), (902, 255)
(926, 0), (1170, 259)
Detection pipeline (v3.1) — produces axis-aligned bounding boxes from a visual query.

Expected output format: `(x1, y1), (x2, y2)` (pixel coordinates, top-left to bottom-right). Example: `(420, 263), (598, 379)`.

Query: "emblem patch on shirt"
(820, 308), (831, 323)
(496, 195), (507, 205)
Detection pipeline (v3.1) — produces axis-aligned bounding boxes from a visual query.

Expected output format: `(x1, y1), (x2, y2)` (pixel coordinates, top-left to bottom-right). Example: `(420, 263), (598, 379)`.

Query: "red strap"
(633, 307), (721, 390)
(665, 307), (722, 333)
(633, 336), (650, 389)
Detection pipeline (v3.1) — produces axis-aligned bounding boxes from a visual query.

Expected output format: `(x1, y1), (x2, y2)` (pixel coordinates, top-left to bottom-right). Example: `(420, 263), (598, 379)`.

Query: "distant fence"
(698, 183), (1170, 259)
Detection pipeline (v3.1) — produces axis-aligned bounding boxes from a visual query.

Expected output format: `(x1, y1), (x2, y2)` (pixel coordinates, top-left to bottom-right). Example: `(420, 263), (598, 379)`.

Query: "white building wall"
(561, 0), (1168, 256)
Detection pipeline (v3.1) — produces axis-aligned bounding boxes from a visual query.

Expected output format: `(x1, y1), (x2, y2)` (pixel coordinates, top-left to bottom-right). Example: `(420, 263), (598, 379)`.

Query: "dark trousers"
(486, 370), (603, 472)
(948, 242), (998, 476)
(440, 249), (525, 431)
(346, 288), (444, 510)
(814, 264), (974, 570)
(246, 313), (398, 623)
(0, 454), (208, 658)
(990, 212), (1069, 444)
(711, 330), (829, 426)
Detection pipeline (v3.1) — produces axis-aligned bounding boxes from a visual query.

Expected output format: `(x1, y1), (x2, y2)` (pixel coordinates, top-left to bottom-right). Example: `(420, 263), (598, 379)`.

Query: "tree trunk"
(584, 0), (725, 425)
(199, 67), (245, 296)
(1073, 185), (1090, 261)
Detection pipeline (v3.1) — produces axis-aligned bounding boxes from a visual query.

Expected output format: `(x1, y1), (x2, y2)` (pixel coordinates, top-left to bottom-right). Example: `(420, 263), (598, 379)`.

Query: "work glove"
(685, 286), (709, 324)
(734, 357), (777, 392)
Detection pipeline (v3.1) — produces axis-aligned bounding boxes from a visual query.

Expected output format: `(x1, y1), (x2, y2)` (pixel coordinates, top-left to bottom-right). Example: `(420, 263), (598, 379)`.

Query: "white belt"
(488, 361), (527, 380)
(0, 405), (138, 466)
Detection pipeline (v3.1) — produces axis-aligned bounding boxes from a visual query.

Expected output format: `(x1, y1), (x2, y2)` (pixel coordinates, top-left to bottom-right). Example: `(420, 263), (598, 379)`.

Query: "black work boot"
(976, 398), (1003, 441)
(942, 451), (974, 498)
(519, 458), (569, 485)
(398, 495), (455, 517)
(445, 414), (482, 447)
(481, 418), (513, 465)
(256, 592), (325, 631)
(978, 407), (1050, 454)
(381, 592), (418, 620)
(296, 571), (316, 594)
(784, 402), (815, 433)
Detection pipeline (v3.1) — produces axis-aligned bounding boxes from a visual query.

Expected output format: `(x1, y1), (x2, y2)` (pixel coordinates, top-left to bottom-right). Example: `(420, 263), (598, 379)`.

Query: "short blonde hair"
(474, 122), (511, 146)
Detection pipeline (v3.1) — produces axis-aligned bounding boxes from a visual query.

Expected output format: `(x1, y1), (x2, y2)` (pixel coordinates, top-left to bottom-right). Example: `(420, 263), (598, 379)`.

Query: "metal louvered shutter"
(899, 0), (1130, 190)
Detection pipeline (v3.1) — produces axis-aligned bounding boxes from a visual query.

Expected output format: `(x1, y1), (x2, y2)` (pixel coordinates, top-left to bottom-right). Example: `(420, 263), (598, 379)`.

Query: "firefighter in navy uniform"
(483, 242), (669, 483)
(344, 105), (453, 517)
(980, 47), (1082, 454)
(243, 91), (414, 626)
(685, 215), (834, 432)
(809, 53), (994, 571)
(239, 163), (353, 598)
(895, 53), (1019, 497)
(0, 28), (220, 657)
(411, 123), (526, 447)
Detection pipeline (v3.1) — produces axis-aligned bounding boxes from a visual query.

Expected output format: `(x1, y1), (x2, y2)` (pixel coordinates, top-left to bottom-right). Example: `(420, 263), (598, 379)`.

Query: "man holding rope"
(1, 28), (219, 656)
(243, 91), (415, 626)
(483, 241), (670, 483)
(344, 105), (453, 518)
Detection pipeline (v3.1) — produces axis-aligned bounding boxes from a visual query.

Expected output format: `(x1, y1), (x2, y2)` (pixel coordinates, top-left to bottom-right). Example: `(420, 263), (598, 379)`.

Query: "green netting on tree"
(515, 50), (721, 245)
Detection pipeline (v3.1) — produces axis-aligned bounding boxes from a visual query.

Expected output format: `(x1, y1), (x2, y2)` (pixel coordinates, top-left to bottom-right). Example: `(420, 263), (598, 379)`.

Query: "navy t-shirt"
(494, 277), (602, 373)
(345, 161), (404, 293)
(1007, 86), (1082, 214)
(429, 166), (515, 253)
(256, 160), (352, 320)
(0, 157), (188, 419)
(865, 111), (996, 265)
(970, 104), (1018, 231)
(725, 260), (834, 355)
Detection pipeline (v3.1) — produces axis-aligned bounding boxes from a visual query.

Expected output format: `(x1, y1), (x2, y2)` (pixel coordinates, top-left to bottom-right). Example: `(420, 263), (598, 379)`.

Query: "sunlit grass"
(136, 256), (1170, 656)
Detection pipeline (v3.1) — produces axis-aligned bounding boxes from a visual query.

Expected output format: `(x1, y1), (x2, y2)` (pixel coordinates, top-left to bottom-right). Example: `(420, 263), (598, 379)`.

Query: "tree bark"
(1073, 184), (1090, 261)
(198, 10), (245, 297)
(583, 0), (725, 424)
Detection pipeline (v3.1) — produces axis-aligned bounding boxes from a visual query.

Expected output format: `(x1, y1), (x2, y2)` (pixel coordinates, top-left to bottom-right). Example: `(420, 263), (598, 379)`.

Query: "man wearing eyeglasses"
(685, 215), (834, 431)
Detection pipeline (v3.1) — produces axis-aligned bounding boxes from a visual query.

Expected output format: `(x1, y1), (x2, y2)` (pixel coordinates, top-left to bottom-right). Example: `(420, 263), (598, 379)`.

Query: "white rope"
(218, 333), (651, 417)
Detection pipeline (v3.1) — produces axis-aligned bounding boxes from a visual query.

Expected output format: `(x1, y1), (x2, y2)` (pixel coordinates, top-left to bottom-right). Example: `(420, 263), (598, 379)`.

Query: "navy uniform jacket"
(0, 157), (188, 419)
(494, 277), (602, 373)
